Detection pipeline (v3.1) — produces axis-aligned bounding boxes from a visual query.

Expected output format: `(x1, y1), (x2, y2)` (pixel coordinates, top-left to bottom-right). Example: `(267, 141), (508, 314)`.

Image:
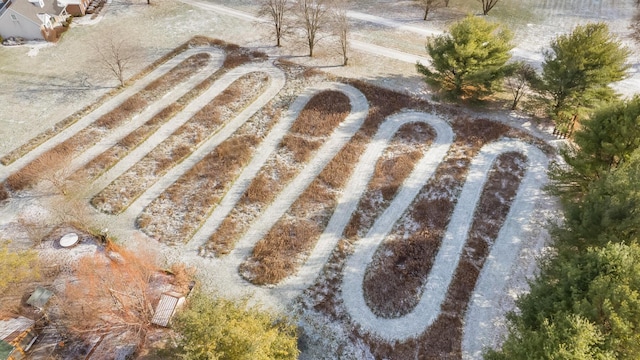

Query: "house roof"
(151, 292), (185, 327)
(0, 316), (35, 343)
(4, 0), (65, 26)
(26, 286), (54, 309)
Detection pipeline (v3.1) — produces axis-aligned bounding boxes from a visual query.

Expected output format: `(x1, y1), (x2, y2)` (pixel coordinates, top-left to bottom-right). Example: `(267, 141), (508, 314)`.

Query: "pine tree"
(416, 16), (513, 100)
(541, 23), (630, 126)
(549, 96), (640, 201)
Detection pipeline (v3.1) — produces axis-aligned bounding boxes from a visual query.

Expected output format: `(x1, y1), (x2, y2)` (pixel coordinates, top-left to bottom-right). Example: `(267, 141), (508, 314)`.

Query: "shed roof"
(0, 316), (34, 343)
(27, 286), (53, 309)
(151, 292), (185, 327)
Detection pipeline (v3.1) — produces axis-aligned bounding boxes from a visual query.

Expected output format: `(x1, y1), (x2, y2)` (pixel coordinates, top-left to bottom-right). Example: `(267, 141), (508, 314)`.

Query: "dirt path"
(342, 139), (547, 342)
(0, 46), (220, 182)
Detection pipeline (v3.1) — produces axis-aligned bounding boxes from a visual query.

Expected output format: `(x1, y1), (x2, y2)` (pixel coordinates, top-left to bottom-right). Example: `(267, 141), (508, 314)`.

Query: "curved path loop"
(342, 138), (548, 342)
(184, 82), (369, 252)
(276, 111), (453, 292)
(187, 83), (368, 303)
(0, 46), (223, 182)
(87, 61), (287, 219)
(462, 141), (548, 359)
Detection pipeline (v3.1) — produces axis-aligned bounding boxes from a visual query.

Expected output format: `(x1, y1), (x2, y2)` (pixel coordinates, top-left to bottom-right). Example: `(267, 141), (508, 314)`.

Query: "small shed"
(26, 286), (53, 310)
(151, 292), (185, 327)
(0, 316), (37, 360)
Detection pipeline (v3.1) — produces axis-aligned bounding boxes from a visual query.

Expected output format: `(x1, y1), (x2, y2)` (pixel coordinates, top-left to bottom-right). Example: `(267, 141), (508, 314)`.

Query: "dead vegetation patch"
(206, 91), (351, 255)
(91, 72), (269, 215)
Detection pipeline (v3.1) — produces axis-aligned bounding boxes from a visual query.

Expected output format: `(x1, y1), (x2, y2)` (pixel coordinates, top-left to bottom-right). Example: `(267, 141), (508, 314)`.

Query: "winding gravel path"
(184, 82), (368, 253)
(342, 138), (548, 342)
(462, 141), (548, 359)
(68, 47), (225, 178)
(0, 46), (221, 182)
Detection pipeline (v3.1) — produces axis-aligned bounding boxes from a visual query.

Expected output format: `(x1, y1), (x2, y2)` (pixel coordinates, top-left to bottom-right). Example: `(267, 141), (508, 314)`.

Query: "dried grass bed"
(4, 53), (212, 194)
(91, 72), (269, 215)
(206, 91), (352, 255)
(241, 122), (435, 285)
(239, 83), (434, 285)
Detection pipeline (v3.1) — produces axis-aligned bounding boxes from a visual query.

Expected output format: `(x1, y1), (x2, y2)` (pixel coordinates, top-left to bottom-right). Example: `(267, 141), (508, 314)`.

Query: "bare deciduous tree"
(416, 0), (442, 20)
(478, 0), (499, 15)
(95, 34), (137, 87)
(333, 2), (349, 65)
(297, 0), (332, 57)
(259, 0), (291, 47)
(505, 62), (539, 110)
(631, 7), (640, 44)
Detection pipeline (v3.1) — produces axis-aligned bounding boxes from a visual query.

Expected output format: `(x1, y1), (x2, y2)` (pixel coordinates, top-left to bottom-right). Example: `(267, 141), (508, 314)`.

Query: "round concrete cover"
(59, 233), (79, 247)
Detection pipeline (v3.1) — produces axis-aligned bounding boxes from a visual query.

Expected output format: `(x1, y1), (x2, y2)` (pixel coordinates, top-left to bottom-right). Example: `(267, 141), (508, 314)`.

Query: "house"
(0, 0), (67, 41)
(0, 316), (38, 360)
(151, 291), (186, 327)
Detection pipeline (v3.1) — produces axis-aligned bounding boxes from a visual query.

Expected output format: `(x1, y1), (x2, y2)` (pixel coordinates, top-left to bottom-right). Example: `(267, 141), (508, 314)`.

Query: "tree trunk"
(423, 6), (429, 20)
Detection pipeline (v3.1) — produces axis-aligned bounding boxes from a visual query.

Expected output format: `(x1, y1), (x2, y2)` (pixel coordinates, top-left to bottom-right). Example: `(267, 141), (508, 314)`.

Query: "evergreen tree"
(488, 243), (640, 359)
(416, 16), (513, 100)
(549, 96), (640, 201)
(169, 292), (299, 360)
(541, 23), (630, 127)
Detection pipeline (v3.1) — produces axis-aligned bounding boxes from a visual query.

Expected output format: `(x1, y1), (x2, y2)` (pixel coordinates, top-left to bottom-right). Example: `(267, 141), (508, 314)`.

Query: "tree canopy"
(549, 96), (640, 201)
(417, 16), (513, 100)
(541, 23), (630, 126)
(170, 292), (299, 360)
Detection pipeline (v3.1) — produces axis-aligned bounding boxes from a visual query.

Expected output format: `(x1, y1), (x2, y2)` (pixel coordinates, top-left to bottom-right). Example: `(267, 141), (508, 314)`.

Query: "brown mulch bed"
(240, 122), (435, 285)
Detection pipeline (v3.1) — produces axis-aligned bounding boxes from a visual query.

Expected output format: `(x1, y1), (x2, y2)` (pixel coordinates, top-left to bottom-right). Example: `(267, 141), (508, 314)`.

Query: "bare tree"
(631, 7), (640, 44)
(478, 0), (499, 15)
(416, 0), (442, 20)
(297, 0), (332, 57)
(333, 1), (349, 65)
(505, 62), (539, 110)
(94, 34), (137, 87)
(259, 0), (291, 47)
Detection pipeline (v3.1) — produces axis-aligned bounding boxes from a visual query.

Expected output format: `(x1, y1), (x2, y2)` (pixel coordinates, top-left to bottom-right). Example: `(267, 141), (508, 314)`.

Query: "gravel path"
(0, 46), (220, 182)
(462, 141), (548, 359)
(282, 111), (452, 291)
(104, 62), (286, 219)
(342, 138), (548, 342)
(184, 82), (368, 253)
(67, 47), (225, 177)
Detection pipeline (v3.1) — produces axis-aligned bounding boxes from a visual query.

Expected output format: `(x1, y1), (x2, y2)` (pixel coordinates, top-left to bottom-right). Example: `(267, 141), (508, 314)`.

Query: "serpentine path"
(0, 46), (224, 182)
(342, 139), (548, 344)
(184, 82), (369, 252)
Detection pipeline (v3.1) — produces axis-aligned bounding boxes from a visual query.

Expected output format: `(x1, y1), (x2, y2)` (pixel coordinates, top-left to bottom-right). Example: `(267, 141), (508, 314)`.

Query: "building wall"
(0, 9), (44, 40)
